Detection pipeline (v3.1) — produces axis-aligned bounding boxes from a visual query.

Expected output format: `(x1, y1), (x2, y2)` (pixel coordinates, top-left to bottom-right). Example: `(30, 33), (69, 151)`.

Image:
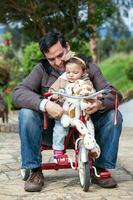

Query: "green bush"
(0, 58), (23, 111)
(99, 36), (133, 61)
(22, 42), (42, 76)
(100, 53), (133, 93)
(0, 46), (14, 59)
(125, 62), (133, 81)
(0, 66), (10, 87)
(124, 89), (133, 101)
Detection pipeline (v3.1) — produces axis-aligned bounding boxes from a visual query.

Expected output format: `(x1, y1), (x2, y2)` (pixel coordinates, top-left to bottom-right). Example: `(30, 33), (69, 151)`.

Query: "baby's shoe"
(53, 150), (68, 165)
(53, 150), (64, 158)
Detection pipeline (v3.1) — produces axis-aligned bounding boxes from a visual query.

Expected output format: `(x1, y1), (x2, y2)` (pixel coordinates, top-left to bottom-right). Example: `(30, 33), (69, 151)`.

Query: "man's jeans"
(19, 108), (123, 169)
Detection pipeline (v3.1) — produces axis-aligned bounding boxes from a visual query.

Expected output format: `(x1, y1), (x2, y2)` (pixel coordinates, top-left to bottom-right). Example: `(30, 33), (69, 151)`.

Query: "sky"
(122, 8), (133, 33)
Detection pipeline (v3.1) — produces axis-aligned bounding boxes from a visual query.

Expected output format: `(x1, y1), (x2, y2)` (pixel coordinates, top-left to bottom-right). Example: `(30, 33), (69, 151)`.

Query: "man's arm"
(50, 77), (66, 91)
(12, 64), (45, 111)
(86, 62), (123, 113)
(12, 63), (64, 118)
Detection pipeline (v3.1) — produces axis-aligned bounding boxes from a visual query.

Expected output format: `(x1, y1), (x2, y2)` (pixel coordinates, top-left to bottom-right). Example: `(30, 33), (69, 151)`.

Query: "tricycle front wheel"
(78, 151), (90, 192)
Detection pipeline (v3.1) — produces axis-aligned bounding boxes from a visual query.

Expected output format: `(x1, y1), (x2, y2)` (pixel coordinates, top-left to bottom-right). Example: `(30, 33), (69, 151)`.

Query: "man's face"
(44, 41), (70, 71)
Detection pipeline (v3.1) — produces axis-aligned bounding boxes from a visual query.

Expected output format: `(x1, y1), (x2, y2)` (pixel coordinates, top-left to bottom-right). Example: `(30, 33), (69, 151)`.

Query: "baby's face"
(65, 63), (83, 82)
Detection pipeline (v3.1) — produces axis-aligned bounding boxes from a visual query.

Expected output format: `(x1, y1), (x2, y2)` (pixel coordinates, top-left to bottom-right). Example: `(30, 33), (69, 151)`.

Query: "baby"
(50, 55), (100, 160)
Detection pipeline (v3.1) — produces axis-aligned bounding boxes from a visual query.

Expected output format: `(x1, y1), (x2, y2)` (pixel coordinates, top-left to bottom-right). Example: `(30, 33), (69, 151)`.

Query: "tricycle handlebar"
(43, 89), (111, 100)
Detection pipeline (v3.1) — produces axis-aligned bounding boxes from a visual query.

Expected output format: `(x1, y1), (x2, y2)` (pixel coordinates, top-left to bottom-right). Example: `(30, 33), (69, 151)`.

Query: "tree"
(0, 0), (132, 61)
(87, 0), (117, 62)
(0, 0), (84, 40)
(98, 9), (132, 60)
(102, 9), (131, 39)
(98, 33), (116, 60)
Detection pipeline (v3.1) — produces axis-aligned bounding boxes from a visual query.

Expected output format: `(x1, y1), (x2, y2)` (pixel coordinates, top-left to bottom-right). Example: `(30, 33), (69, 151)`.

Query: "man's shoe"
(91, 168), (117, 188)
(24, 168), (44, 192)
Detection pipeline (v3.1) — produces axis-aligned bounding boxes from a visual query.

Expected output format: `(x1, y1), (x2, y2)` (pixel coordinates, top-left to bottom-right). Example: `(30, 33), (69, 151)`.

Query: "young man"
(12, 31), (123, 192)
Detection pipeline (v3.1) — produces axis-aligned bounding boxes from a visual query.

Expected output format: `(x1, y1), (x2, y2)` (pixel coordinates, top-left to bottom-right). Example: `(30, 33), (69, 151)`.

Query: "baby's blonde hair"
(65, 56), (87, 71)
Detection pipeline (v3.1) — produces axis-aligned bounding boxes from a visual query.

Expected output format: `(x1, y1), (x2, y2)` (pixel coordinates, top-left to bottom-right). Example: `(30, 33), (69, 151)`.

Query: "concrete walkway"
(0, 100), (133, 200)
(119, 99), (133, 127)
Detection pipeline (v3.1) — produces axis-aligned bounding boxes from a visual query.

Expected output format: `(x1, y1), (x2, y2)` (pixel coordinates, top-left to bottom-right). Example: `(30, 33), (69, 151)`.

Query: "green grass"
(100, 52), (133, 94)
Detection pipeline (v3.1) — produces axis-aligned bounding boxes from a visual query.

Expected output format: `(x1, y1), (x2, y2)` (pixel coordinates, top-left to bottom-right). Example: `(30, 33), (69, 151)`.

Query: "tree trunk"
(88, 1), (98, 63)
(89, 26), (98, 63)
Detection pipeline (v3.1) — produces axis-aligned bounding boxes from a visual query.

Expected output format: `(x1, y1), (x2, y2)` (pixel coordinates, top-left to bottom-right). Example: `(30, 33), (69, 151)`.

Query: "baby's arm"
(50, 78), (61, 91)
(49, 77), (67, 101)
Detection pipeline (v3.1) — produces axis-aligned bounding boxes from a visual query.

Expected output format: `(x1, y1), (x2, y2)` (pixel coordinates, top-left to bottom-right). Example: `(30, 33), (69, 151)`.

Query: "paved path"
(0, 129), (133, 200)
(119, 99), (133, 127)
(0, 100), (133, 200)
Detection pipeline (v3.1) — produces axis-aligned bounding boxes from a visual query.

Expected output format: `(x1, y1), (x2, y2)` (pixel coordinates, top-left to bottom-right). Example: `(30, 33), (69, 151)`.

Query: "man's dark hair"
(39, 31), (67, 54)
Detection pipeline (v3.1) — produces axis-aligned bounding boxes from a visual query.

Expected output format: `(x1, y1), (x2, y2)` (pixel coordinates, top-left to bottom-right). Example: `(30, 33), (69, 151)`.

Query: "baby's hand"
(50, 94), (59, 101)
(97, 93), (103, 100)
(48, 89), (59, 101)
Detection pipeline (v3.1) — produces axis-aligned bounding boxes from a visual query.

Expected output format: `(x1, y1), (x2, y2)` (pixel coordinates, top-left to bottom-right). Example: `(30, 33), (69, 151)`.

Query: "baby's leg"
(61, 100), (71, 128)
(52, 120), (67, 150)
(61, 114), (70, 128)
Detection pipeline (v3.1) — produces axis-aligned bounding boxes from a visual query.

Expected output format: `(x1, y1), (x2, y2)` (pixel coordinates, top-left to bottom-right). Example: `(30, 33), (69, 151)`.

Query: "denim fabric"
(19, 108), (54, 169)
(91, 110), (123, 169)
(19, 108), (123, 169)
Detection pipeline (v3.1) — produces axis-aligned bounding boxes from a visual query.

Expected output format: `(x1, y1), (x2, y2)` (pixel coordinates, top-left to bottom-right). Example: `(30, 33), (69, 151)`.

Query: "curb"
(0, 123), (18, 133)
(0, 123), (132, 134)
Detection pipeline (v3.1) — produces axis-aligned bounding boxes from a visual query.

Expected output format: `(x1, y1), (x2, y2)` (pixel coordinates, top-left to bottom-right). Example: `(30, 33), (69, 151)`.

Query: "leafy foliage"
(0, 1), (132, 108)
(0, 65), (10, 87)
(0, 0), (121, 40)
(99, 36), (133, 60)
(125, 62), (133, 81)
(71, 37), (91, 56)
(22, 42), (42, 75)
(0, 45), (14, 59)
(0, 58), (17, 111)
(87, 0), (116, 27)
(0, 0), (132, 64)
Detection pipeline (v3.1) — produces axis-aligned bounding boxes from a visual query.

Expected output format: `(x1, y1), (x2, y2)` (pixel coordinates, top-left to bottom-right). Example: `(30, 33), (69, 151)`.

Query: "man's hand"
(45, 101), (64, 118)
(85, 99), (104, 115)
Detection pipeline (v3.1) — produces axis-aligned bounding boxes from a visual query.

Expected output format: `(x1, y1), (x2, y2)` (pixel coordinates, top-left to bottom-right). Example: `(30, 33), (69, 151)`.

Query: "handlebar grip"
(44, 111), (48, 129)
(43, 92), (53, 129)
(43, 92), (52, 98)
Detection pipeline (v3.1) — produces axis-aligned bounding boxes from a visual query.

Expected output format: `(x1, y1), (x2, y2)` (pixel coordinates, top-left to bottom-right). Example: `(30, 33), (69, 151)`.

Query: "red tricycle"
(20, 88), (116, 192)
